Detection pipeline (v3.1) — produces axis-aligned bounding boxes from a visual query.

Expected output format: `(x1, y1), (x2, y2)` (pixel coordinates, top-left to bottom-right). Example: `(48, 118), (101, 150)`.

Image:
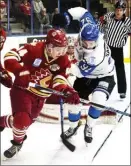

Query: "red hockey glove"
(63, 87), (80, 104)
(14, 68), (30, 89)
(0, 69), (12, 88)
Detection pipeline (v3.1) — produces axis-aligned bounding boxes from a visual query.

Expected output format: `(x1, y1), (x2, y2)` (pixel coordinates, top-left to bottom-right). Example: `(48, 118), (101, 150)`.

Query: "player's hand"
(63, 87), (80, 104)
(52, 12), (72, 28)
(0, 69), (13, 88)
(14, 68), (30, 89)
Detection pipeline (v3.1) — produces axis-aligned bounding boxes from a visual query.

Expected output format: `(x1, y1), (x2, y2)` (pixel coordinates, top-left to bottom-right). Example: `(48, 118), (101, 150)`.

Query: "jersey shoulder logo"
(33, 58), (42, 67)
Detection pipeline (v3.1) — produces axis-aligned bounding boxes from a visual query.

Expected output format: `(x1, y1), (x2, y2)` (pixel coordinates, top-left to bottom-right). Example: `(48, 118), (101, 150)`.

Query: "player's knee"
(13, 112), (31, 130)
(92, 91), (107, 106)
(88, 106), (101, 119)
(89, 91), (108, 119)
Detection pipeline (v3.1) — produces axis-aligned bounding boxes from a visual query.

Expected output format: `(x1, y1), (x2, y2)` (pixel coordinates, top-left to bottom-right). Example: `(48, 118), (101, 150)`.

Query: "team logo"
(32, 58), (42, 67)
(49, 64), (60, 71)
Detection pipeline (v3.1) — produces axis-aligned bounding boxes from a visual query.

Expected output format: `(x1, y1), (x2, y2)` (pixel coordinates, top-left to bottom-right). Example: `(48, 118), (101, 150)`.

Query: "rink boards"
(37, 103), (118, 125)
(1, 34), (130, 65)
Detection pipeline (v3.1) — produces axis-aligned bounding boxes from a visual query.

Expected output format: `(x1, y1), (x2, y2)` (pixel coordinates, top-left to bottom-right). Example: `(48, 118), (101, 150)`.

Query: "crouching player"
(53, 8), (116, 144)
(65, 23), (116, 144)
(52, 7), (116, 143)
(0, 28), (80, 159)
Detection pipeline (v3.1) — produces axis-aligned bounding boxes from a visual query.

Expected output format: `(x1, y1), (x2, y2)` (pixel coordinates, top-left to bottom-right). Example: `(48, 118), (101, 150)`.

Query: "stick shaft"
(29, 83), (131, 117)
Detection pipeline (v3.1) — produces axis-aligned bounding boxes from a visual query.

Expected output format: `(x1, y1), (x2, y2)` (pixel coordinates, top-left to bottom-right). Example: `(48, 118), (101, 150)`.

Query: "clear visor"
(81, 40), (97, 49)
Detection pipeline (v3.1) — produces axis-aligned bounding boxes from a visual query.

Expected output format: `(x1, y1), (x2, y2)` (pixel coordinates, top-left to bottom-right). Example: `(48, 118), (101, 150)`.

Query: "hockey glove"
(14, 67), (30, 89)
(0, 68), (12, 88)
(63, 87), (80, 104)
(52, 12), (72, 28)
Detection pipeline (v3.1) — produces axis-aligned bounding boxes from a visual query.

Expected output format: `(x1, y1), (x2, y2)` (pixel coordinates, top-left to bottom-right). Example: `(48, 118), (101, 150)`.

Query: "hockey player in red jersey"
(0, 28), (80, 159)
(46, 36), (77, 104)
(0, 24), (12, 88)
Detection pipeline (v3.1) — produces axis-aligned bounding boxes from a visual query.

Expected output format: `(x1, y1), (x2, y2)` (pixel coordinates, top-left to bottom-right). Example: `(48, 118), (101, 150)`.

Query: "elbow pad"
(68, 7), (87, 20)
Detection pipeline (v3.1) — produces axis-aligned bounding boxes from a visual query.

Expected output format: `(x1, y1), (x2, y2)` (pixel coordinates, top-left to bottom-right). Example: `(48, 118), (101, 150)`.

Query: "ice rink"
(0, 64), (130, 165)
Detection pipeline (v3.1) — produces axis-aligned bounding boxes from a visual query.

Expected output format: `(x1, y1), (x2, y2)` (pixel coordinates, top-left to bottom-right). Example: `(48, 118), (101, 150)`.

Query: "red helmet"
(46, 29), (68, 47)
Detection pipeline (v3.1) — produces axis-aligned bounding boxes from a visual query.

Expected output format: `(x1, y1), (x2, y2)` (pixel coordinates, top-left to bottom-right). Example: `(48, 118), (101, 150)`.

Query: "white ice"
(0, 64), (130, 165)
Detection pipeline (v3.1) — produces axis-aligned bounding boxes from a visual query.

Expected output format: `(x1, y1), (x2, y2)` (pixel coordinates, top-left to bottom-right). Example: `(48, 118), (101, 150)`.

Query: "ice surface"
(0, 64), (130, 165)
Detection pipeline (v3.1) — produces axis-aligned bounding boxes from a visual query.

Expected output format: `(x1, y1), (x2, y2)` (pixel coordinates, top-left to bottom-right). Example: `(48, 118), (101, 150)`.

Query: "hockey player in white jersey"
(53, 7), (115, 143)
(66, 23), (116, 143)
(53, 7), (116, 143)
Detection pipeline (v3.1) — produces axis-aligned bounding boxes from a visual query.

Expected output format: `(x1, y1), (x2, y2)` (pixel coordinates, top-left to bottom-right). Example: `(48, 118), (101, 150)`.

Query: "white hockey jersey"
(68, 34), (115, 79)
(67, 7), (115, 82)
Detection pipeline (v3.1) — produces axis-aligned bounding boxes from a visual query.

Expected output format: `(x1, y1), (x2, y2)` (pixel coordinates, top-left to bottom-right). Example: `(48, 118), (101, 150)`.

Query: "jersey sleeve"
(68, 7), (95, 28)
(4, 44), (29, 74)
(68, 7), (87, 21)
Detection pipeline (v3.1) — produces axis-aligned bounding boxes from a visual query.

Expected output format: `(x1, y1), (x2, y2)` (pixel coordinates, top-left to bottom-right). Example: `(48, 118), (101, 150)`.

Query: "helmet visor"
(82, 40), (97, 49)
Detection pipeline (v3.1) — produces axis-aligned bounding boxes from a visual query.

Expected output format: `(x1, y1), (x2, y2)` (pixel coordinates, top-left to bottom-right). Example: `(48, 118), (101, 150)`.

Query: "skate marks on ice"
(92, 107), (130, 165)
(1, 123), (64, 165)
(1, 122), (114, 165)
(47, 124), (115, 165)
(1, 114), (130, 165)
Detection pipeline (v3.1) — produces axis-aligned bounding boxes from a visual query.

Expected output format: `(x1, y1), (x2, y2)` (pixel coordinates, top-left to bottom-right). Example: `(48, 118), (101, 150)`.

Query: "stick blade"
(61, 135), (75, 152)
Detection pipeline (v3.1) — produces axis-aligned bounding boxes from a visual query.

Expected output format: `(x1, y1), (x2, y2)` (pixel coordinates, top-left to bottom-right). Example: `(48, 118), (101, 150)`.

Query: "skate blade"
(1, 154), (8, 161)
(1, 153), (18, 161)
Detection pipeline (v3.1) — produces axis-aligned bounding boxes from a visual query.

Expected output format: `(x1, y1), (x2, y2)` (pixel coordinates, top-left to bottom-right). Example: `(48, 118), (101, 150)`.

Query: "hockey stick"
(59, 98), (75, 152)
(29, 83), (131, 118)
(91, 102), (131, 162)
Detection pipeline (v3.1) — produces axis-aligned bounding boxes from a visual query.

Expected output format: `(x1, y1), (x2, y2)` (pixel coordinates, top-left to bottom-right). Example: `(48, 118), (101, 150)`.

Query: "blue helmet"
(80, 23), (99, 41)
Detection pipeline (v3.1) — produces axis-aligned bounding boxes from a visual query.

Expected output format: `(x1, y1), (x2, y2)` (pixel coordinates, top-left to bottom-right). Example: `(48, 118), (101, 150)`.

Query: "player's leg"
(0, 115), (13, 132)
(3, 87), (33, 158)
(46, 94), (60, 104)
(84, 76), (116, 143)
(62, 104), (81, 139)
(31, 96), (45, 122)
(62, 77), (94, 139)
(73, 77), (93, 100)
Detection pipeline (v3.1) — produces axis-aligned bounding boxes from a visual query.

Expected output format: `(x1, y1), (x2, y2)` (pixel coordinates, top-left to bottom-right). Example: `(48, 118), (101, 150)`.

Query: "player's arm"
(4, 47), (25, 73)
(52, 7), (95, 28)
(51, 56), (80, 104)
(4, 45), (30, 88)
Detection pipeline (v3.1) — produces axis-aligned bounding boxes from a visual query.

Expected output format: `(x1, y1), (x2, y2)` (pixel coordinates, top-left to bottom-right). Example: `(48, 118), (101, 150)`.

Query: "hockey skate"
(84, 124), (93, 143)
(3, 135), (27, 159)
(62, 127), (78, 139)
(61, 121), (82, 139)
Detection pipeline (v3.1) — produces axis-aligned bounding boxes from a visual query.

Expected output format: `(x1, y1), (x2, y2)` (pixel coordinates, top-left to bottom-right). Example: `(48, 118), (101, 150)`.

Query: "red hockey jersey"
(4, 42), (72, 98)
(0, 28), (6, 51)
